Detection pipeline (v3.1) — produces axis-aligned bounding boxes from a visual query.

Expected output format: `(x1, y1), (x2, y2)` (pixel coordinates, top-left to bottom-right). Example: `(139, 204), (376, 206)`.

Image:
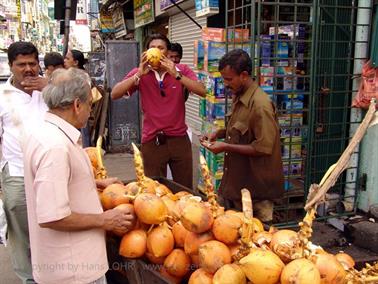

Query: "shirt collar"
(44, 112), (81, 144)
(150, 65), (181, 82)
(237, 81), (259, 107)
(3, 76), (40, 97)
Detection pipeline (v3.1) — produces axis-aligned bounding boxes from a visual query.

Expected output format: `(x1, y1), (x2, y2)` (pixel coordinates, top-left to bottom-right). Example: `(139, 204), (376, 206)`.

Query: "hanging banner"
(160, 0), (184, 11)
(100, 10), (114, 32)
(112, 5), (127, 38)
(195, 0), (219, 17)
(134, 0), (154, 28)
(75, 0), (88, 25)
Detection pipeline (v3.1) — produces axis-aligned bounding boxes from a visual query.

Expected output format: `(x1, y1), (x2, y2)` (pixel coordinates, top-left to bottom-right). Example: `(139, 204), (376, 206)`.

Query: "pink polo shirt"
(125, 64), (198, 143)
(23, 112), (108, 284)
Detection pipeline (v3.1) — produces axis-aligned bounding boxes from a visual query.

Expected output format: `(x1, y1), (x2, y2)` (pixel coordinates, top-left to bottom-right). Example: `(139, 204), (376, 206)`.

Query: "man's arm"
(39, 207), (135, 232)
(111, 52), (150, 100)
(160, 57), (206, 97)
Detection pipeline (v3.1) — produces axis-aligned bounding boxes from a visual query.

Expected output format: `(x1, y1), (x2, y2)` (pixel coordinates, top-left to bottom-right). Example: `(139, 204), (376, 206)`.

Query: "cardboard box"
(194, 40), (205, 70)
(202, 27), (249, 42)
(283, 160), (302, 177)
(260, 67), (274, 92)
(204, 41), (226, 72)
(278, 113), (303, 127)
(281, 137), (302, 159)
(260, 35), (272, 66)
(206, 97), (226, 119)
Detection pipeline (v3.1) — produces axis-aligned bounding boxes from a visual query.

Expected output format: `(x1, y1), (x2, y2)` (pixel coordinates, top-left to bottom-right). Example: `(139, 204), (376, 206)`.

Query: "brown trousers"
(141, 134), (193, 189)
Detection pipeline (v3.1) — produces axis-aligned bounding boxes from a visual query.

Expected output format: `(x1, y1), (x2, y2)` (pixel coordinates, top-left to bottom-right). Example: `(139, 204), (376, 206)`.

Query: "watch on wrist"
(175, 71), (183, 80)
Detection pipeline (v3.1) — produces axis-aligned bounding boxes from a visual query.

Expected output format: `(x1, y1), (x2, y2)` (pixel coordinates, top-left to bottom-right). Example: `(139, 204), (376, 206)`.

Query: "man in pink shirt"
(111, 33), (206, 189)
(22, 68), (135, 284)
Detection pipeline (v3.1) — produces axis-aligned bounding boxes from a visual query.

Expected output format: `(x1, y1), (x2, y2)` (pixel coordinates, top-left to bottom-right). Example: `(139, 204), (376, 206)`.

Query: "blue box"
(204, 41), (226, 72)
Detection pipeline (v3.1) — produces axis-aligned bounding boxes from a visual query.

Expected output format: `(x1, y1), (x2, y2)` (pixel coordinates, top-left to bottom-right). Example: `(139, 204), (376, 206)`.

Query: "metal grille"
(224, 0), (373, 226)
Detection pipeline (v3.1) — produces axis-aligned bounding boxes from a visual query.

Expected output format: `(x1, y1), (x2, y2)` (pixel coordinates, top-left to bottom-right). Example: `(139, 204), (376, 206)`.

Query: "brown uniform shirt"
(219, 82), (284, 201)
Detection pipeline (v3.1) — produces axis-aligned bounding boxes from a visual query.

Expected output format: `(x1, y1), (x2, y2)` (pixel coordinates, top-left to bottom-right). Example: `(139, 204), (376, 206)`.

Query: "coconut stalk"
(346, 262), (378, 283)
(297, 100), (377, 257)
(131, 143), (147, 193)
(234, 189), (254, 261)
(199, 154), (221, 216)
(95, 135), (108, 179)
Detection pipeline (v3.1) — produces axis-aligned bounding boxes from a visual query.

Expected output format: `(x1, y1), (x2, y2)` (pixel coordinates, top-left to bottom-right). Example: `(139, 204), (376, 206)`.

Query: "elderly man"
(22, 68), (135, 284)
(0, 41), (48, 283)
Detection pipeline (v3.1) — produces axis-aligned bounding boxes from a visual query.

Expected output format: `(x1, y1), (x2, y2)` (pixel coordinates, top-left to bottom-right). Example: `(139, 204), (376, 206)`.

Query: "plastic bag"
(352, 61), (378, 109)
(0, 199), (7, 246)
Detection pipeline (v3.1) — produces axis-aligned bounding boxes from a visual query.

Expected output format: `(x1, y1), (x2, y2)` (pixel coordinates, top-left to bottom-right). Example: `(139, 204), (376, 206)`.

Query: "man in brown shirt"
(201, 49), (284, 222)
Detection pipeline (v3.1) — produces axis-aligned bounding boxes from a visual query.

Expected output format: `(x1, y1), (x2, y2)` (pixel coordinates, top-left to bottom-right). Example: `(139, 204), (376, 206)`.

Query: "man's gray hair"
(42, 68), (91, 109)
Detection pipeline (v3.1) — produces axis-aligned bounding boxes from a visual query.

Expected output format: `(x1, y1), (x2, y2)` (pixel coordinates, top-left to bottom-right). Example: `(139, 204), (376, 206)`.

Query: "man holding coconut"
(111, 33), (206, 189)
(201, 49), (284, 223)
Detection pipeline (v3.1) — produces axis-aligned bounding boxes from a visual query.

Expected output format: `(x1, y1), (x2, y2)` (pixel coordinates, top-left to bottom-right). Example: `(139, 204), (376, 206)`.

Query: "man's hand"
(21, 77), (48, 91)
(138, 52), (150, 76)
(101, 205), (135, 232)
(204, 141), (228, 154)
(200, 131), (218, 144)
(160, 55), (177, 77)
(95, 177), (122, 191)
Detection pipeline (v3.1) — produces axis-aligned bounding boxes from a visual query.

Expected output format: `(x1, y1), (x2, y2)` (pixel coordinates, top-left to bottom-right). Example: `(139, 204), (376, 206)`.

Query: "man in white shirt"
(0, 41), (48, 283)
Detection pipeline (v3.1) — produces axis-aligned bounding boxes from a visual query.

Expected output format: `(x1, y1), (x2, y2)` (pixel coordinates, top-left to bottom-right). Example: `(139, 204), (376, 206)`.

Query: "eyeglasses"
(159, 81), (166, 97)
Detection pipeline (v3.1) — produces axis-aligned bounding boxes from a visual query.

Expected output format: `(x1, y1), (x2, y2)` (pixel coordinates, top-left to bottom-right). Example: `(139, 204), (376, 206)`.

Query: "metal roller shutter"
(169, 8), (206, 134)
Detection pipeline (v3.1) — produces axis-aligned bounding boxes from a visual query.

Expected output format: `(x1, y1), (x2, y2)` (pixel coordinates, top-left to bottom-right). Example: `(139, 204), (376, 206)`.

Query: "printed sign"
(75, 0), (88, 25)
(134, 0), (154, 28)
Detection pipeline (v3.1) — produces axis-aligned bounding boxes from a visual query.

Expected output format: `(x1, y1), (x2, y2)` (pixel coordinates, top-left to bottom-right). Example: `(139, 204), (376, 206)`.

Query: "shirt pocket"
(228, 121), (248, 144)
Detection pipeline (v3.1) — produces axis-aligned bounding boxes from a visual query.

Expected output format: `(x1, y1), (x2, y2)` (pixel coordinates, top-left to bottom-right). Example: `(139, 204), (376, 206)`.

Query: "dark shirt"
(219, 82), (284, 201)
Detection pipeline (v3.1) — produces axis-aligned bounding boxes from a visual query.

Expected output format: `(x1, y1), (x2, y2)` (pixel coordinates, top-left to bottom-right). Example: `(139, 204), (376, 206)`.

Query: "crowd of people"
(0, 34), (284, 284)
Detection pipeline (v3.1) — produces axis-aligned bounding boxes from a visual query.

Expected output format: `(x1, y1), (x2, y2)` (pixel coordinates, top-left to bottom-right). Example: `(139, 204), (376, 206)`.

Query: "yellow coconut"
(281, 258), (321, 284)
(270, 229), (302, 263)
(146, 48), (162, 68)
(213, 263), (246, 284)
(134, 193), (167, 224)
(239, 248), (285, 284)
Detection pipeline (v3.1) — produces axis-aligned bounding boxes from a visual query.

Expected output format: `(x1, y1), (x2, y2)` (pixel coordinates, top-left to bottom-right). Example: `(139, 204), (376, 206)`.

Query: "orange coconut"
(145, 251), (166, 264)
(198, 240), (232, 273)
(164, 248), (191, 277)
(101, 183), (130, 210)
(281, 258), (321, 284)
(213, 263), (246, 284)
(184, 231), (214, 256)
(180, 200), (214, 233)
(159, 267), (181, 284)
(172, 221), (190, 248)
(212, 214), (242, 244)
(335, 252), (355, 270)
(134, 193), (167, 224)
(188, 268), (213, 284)
(119, 229), (147, 258)
(147, 225), (174, 258)
(311, 253), (347, 284)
